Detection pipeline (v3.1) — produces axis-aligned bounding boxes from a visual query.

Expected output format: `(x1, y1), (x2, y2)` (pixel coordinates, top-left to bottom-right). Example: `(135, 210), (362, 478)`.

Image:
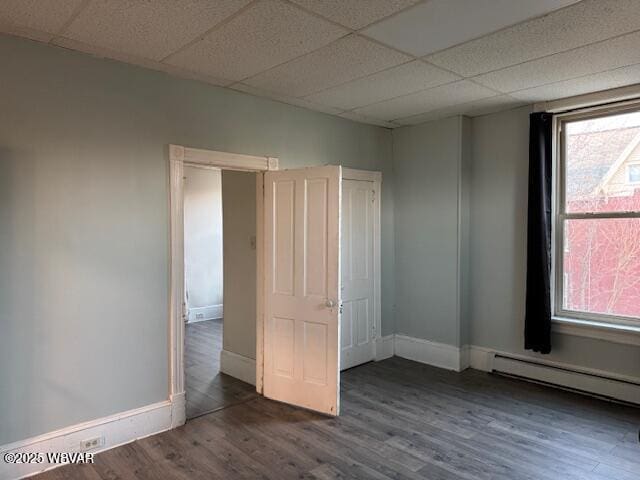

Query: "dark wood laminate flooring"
(37, 357), (640, 480)
(185, 319), (257, 419)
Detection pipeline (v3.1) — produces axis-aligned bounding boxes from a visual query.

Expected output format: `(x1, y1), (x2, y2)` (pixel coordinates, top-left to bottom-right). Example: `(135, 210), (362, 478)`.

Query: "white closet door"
(340, 179), (375, 371)
(263, 166), (341, 416)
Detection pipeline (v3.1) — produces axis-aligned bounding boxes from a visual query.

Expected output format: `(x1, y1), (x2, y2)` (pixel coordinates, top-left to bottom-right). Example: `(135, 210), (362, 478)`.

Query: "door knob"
(325, 299), (336, 308)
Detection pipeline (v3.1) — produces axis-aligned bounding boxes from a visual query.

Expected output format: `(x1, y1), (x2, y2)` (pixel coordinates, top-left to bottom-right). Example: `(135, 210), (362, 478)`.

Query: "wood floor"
(185, 319), (257, 419)
(37, 357), (640, 480)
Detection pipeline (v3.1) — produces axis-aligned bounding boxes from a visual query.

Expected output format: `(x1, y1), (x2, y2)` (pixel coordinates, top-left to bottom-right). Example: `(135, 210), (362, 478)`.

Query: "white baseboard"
(468, 345), (495, 372)
(220, 349), (256, 386)
(187, 304), (223, 323)
(468, 346), (640, 404)
(0, 393), (185, 480)
(170, 391), (186, 428)
(387, 336), (640, 404)
(375, 335), (395, 361)
(394, 334), (467, 372)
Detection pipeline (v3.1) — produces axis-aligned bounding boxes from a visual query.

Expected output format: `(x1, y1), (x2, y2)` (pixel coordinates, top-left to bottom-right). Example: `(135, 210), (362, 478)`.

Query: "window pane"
(629, 164), (640, 183)
(563, 218), (640, 320)
(565, 111), (640, 213)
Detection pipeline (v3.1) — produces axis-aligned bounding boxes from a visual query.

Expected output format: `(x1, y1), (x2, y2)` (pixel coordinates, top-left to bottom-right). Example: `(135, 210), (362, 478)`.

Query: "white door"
(340, 180), (375, 370)
(263, 165), (341, 416)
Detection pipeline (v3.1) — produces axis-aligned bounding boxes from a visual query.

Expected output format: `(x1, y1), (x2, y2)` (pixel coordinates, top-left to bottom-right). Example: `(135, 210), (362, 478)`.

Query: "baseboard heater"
(490, 353), (640, 405)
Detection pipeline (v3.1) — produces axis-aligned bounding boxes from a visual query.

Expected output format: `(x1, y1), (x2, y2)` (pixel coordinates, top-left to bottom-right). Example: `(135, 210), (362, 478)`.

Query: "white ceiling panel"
(474, 30), (640, 94)
(165, 0), (347, 82)
(394, 94), (525, 126)
(511, 64), (640, 103)
(62, 0), (252, 61)
(290, 0), (420, 30)
(354, 80), (497, 121)
(305, 60), (461, 111)
(0, 0), (84, 36)
(244, 34), (411, 97)
(3, 0), (640, 128)
(426, 0), (640, 77)
(362, 0), (579, 57)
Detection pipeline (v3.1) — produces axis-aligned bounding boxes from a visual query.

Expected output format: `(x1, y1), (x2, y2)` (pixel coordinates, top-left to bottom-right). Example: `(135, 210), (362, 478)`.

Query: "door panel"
(304, 178), (329, 297)
(264, 166), (341, 415)
(273, 180), (295, 295)
(341, 179), (375, 370)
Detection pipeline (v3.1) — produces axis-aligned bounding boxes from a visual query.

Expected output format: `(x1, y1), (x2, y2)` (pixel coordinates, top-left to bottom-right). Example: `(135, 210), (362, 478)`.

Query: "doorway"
(168, 145), (275, 425)
(183, 167), (259, 419)
(168, 146), (382, 423)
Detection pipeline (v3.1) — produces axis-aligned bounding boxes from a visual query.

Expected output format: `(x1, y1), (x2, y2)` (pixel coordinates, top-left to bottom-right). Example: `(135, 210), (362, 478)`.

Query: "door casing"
(168, 144), (278, 426)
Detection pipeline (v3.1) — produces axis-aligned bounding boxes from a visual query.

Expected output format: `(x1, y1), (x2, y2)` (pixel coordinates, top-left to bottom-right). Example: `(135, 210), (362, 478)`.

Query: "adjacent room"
(1, 1), (640, 479)
(183, 166), (258, 419)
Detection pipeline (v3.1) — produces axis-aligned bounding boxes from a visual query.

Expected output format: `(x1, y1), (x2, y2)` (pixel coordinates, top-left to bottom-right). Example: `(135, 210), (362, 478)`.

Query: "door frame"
(168, 144), (278, 425)
(341, 168), (383, 361)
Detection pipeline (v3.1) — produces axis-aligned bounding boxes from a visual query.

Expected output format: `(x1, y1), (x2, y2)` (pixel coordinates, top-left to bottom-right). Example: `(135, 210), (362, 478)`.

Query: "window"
(554, 105), (640, 327)
(628, 163), (640, 184)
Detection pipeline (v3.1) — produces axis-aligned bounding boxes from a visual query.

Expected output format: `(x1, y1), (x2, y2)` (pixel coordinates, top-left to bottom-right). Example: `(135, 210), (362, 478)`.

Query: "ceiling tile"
(244, 34), (411, 97)
(62, 0), (252, 61)
(510, 64), (640, 103)
(426, 0), (640, 77)
(474, 30), (640, 94)
(290, 0), (420, 30)
(0, 0), (84, 35)
(394, 95), (525, 126)
(363, 0), (578, 57)
(354, 80), (496, 121)
(305, 60), (461, 111)
(165, 0), (347, 82)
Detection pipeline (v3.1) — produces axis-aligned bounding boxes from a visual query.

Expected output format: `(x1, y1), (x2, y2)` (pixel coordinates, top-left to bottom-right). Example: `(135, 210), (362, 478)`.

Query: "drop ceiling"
(1, 0), (640, 128)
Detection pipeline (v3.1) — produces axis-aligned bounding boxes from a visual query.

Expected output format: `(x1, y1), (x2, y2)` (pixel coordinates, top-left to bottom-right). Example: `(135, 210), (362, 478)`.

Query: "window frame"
(552, 101), (640, 329)
(627, 162), (640, 184)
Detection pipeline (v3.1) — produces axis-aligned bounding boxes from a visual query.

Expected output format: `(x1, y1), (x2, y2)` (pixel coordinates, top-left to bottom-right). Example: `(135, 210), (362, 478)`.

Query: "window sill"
(552, 317), (640, 346)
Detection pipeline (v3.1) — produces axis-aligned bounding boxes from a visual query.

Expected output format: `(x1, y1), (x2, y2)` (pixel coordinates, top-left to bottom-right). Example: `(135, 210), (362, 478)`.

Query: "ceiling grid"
(1, 0), (638, 127)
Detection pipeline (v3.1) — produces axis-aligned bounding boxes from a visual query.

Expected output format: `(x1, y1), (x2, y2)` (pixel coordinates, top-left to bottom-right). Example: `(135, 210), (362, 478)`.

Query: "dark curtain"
(524, 112), (553, 354)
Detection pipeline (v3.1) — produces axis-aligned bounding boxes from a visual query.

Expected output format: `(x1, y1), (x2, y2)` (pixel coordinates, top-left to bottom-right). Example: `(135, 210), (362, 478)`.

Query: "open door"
(263, 165), (341, 415)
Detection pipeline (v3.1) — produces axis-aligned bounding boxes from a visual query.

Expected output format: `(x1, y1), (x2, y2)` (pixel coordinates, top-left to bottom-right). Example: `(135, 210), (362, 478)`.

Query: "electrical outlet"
(80, 436), (104, 451)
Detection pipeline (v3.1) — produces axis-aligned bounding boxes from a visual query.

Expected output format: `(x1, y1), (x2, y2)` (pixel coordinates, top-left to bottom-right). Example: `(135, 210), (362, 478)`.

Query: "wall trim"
(0, 394), (184, 480)
(220, 350), (256, 386)
(187, 304), (223, 323)
(534, 83), (640, 113)
(388, 337), (640, 404)
(468, 345), (640, 405)
(552, 318), (640, 346)
(394, 335), (467, 372)
(374, 335), (395, 361)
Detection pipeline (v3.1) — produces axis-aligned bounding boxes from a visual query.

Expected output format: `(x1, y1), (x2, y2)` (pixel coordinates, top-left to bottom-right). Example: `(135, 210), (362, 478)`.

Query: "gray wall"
(392, 117), (468, 346)
(184, 166), (223, 315)
(222, 171), (257, 360)
(469, 105), (640, 377)
(0, 34), (394, 445)
(392, 105), (640, 381)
